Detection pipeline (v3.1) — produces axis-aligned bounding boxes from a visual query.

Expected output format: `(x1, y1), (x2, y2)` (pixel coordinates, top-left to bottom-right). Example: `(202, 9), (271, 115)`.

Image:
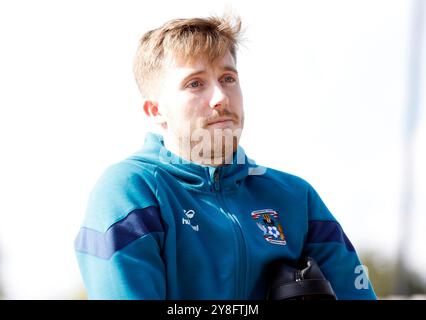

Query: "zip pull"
(213, 169), (220, 191)
(295, 270), (303, 282)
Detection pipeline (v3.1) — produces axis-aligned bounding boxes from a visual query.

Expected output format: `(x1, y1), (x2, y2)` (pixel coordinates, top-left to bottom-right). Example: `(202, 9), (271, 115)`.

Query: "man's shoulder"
(260, 166), (313, 191)
(82, 159), (159, 232)
(98, 157), (158, 185)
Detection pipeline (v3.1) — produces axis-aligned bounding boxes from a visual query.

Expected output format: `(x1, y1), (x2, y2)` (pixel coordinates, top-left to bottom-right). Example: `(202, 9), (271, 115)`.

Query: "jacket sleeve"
(302, 184), (377, 300)
(74, 162), (166, 299)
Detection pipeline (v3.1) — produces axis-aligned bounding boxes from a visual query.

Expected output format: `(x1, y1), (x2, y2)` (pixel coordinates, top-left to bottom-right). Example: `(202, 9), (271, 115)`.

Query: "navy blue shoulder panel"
(75, 206), (164, 259)
(307, 220), (355, 252)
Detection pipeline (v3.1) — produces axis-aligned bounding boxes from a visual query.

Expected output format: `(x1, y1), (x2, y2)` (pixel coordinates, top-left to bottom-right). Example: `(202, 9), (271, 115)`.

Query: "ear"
(143, 99), (168, 129)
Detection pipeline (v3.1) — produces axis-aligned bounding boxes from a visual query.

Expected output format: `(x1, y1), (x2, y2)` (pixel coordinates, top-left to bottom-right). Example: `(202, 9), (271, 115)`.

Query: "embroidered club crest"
(251, 209), (286, 245)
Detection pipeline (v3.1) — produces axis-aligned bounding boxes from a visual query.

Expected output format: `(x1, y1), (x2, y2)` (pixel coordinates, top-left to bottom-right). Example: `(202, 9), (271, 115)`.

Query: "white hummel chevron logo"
(182, 209), (199, 232)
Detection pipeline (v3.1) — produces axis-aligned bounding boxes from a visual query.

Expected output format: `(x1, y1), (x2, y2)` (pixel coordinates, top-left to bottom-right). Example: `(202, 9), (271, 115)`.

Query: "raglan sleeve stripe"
(74, 206), (164, 259)
(307, 220), (355, 252)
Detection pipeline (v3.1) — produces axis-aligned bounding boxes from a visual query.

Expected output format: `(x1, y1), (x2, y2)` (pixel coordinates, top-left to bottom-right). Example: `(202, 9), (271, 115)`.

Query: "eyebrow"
(181, 65), (239, 85)
(222, 65), (239, 74)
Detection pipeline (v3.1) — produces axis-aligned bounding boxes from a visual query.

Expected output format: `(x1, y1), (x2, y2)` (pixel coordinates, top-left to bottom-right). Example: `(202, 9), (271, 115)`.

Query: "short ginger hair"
(133, 15), (242, 98)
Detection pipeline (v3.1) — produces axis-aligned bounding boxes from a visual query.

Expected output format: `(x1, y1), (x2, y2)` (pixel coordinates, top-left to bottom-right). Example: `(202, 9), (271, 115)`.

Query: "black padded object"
(267, 257), (337, 300)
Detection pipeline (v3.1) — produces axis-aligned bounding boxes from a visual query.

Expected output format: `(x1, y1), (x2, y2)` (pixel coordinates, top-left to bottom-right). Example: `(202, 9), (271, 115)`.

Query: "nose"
(209, 82), (229, 109)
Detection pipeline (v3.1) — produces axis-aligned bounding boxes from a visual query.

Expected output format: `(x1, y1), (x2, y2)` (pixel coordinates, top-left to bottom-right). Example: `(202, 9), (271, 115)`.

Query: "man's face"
(155, 51), (244, 164)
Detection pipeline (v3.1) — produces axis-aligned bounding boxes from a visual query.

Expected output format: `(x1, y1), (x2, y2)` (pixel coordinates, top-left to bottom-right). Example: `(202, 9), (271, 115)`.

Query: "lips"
(207, 118), (234, 125)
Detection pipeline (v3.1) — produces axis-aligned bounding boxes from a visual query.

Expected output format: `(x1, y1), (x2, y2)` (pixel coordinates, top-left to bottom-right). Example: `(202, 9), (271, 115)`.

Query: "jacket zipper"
(212, 168), (247, 299)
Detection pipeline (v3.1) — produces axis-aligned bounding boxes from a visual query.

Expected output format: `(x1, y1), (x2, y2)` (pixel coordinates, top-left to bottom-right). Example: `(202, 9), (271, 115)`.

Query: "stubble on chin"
(192, 125), (243, 165)
(174, 113), (244, 165)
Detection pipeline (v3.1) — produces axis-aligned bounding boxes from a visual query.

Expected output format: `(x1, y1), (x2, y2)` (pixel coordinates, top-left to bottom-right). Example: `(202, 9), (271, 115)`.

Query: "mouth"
(205, 118), (235, 129)
(207, 117), (234, 125)
(207, 117), (236, 126)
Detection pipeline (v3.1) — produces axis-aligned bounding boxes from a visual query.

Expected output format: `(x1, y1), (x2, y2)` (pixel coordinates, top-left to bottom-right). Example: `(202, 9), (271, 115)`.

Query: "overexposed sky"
(0, 0), (424, 299)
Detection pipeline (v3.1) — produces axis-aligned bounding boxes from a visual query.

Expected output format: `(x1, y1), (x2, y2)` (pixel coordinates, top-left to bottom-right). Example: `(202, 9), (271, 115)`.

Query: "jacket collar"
(129, 132), (262, 192)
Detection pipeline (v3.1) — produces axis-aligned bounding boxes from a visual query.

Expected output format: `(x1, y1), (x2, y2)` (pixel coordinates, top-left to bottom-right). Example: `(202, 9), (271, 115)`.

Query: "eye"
(221, 75), (236, 83)
(186, 80), (202, 88)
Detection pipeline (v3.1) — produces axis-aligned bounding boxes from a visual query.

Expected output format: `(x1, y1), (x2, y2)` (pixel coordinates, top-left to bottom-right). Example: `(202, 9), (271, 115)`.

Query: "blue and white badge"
(251, 209), (286, 245)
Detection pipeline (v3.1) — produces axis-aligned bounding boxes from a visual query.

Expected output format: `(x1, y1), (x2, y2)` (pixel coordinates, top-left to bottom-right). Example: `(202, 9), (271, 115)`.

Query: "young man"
(74, 15), (377, 300)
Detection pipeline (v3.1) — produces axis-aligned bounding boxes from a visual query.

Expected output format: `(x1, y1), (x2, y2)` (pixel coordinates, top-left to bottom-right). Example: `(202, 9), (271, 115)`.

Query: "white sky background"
(0, 0), (424, 299)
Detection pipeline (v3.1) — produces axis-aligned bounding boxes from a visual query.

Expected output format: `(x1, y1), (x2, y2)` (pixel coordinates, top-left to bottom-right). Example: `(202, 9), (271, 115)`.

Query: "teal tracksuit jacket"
(75, 132), (376, 299)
